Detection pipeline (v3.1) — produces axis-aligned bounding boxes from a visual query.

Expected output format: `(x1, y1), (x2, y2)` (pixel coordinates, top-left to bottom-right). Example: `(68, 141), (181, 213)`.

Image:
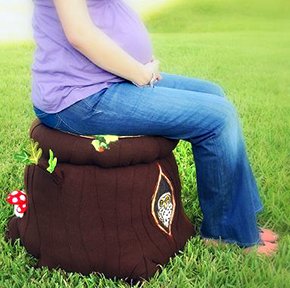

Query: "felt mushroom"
(6, 190), (27, 218)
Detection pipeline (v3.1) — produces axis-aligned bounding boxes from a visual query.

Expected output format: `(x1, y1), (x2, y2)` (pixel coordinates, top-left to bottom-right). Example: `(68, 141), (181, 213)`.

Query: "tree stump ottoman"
(6, 119), (196, 284)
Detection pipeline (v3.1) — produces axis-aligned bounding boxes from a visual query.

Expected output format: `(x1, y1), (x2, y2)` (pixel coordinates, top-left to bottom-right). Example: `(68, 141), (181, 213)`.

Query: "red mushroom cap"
(6, 190), (27, 205)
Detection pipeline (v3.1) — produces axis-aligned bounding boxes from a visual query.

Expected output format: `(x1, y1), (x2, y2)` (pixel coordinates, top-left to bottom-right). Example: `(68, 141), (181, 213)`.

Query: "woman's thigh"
(157, 72), (226, 97)
(56, 80), (236, 137)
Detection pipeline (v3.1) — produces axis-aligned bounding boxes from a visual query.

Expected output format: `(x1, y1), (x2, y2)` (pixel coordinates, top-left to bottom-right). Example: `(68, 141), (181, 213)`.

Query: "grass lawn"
(0, 0), (289, 287)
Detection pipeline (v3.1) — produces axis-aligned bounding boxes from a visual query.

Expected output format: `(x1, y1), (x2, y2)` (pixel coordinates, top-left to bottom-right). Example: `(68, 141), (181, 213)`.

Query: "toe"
(256, 241), (278, 256)
(260, 228), (279, 243)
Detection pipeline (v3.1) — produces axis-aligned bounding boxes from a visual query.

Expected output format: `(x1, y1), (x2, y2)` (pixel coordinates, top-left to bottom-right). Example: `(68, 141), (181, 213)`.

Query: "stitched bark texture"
(6, 119), (196, 284)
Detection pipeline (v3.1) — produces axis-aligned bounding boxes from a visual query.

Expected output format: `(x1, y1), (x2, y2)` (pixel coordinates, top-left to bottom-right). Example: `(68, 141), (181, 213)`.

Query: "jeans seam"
(81, 97), (94, 110)
(54, 115), (62, 129)
(211, 131), (229, 237)
(56, 114), (82, 135)
(81, 89), (108, 112)
(82, 96), (106, 116)
(35, 112), (47, 118)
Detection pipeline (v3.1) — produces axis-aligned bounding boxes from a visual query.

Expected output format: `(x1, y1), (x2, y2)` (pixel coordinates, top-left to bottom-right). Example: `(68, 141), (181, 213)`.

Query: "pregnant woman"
(32, 0), (278, 255)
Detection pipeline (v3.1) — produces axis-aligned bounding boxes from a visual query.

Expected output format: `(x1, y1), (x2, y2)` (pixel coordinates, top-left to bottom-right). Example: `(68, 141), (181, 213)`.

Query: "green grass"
(0, 0), (290, 287)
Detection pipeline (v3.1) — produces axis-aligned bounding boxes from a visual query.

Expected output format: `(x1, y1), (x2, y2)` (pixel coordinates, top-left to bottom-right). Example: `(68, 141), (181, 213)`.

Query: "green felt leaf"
(46, 149), (58, 174)
(103, 135), (118, 143)
(94, 136), (105, 142)
(91, 139), (101, 151)
(14, 139), (42, 165)
(14, 150), (31, 165)
(28, 140), (42, 165)
(92, 135), (118, 152)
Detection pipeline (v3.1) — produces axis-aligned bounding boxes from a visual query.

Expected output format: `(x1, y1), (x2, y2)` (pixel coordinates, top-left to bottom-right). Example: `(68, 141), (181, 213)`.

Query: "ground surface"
(0, 0), (289, 287)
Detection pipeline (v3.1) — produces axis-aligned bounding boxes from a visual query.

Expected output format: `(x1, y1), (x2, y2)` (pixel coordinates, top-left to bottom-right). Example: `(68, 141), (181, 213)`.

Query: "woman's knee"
(206, 81), (226, 98)
(214, 99), (240, 132)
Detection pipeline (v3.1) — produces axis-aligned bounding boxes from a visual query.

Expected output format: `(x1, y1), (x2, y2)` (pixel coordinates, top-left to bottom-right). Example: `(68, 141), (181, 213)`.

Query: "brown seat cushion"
(29, 119), (179, 168)
(6, 119), (196, 285)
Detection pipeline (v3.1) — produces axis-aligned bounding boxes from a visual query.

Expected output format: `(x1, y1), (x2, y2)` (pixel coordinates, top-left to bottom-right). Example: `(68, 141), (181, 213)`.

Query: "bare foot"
(259, 228), (279, 243)
(203, 236), (278, 257)
(244, 241), (278, 256)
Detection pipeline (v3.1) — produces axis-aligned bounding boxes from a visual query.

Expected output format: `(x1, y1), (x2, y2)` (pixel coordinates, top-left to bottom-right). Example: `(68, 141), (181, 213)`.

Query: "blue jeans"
(33, 72), (263, 247)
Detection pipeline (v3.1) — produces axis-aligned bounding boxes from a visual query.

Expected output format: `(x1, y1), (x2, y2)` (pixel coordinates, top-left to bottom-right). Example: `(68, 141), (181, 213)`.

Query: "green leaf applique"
(14, 150), (31, 165)
(14, 139), (42, 165)
(92, 139), (106, 152)
(92, 135), (119, 152)
(103, 135), (119, 143)
(47, 149), (58, 174)
(28, 140), (43, 165)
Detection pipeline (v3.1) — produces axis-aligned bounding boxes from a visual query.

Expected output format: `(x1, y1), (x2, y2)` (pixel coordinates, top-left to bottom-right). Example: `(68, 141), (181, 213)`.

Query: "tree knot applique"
(151, 163), (176, 236)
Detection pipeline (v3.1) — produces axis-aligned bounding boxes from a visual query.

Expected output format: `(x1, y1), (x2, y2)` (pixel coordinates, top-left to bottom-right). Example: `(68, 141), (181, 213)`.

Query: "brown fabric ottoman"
(6, 119), (195, 284)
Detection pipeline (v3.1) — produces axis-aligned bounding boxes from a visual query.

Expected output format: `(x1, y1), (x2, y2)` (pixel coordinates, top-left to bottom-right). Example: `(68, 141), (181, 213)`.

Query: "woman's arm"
(53, 0), (156, 86)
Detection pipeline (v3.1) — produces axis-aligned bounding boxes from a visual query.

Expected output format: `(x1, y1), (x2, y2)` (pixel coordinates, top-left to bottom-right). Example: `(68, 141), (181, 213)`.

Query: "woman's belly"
(87, 0), (153, 64)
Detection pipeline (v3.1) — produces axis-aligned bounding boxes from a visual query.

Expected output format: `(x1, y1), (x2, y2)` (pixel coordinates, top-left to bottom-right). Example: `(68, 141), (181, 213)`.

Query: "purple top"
(31, 0), (153, 113)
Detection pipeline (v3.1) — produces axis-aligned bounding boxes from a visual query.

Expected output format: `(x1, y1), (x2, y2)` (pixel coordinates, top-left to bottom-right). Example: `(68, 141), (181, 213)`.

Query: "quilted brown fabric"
(6, 119), (196, 284)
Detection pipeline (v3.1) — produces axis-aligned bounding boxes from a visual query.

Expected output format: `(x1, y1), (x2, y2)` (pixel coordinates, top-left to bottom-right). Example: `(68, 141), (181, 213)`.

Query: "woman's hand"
(133, 59), (162, 87)
(145, 58), (163, 81)
(132, 57), (162, 87)
(149, 55), (163, 81)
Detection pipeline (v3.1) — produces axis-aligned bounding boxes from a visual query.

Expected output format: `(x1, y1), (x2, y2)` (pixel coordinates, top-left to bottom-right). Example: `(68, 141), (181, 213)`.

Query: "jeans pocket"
(82, 89), (107, 114)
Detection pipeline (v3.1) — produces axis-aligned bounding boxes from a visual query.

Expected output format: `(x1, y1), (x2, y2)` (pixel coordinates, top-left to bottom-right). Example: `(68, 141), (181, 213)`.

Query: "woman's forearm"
(70, 24), (152, 85)
(53, 0), (152, 86)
